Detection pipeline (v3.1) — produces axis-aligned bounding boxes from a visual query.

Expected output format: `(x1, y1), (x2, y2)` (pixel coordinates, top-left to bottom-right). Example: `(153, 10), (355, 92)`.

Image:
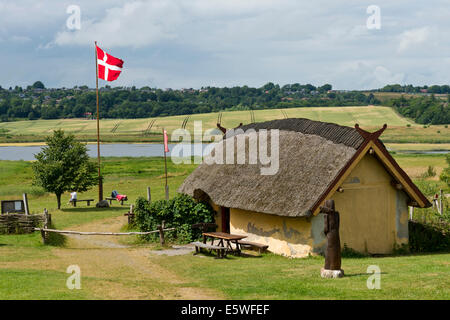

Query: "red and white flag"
(96, 45), (124, 81)
(163, 130), (169, 153)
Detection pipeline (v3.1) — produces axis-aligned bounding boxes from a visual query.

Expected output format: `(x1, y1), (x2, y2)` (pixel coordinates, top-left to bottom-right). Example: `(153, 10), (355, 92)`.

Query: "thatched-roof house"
(178, 118), (431, 257)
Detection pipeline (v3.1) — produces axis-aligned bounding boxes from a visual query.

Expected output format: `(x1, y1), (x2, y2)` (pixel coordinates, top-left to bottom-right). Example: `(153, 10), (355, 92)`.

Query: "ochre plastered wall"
(331, 153), (409, 254)
(228, 208), (326, 258)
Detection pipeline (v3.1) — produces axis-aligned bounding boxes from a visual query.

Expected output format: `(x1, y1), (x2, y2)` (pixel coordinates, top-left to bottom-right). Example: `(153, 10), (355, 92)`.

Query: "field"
(1, 106), (449, 145)
(0, 155), (448, 300)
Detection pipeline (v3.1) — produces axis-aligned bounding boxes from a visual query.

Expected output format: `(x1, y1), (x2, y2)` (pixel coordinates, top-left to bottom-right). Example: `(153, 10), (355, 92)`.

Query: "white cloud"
(51, 0), (300, 49)
(2, 1), (450, 89)
(373, 66), (404, 84)
(397, 27), (430, 53)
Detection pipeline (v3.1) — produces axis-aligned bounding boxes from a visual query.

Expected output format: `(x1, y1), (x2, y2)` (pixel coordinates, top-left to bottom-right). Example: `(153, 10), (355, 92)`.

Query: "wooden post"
(165, 185), (169, 201)
(158, 220), (165, 246)
(128, 204), (134, 225)
(409, 206), (414, 221)
(41, 208), (49, 244)
(22, 193), (30, 215)
(439, 189), (443, 215)
(147, 187), (151, 202)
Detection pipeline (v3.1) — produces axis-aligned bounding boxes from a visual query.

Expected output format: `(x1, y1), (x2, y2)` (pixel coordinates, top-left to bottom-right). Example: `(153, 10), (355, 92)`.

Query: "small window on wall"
(344, 176), (360, 184)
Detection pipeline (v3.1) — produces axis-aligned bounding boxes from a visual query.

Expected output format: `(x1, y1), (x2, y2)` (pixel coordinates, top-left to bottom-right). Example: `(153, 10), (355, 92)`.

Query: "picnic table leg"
(234, 240), (241, 255)
(87, 201), (90, 206)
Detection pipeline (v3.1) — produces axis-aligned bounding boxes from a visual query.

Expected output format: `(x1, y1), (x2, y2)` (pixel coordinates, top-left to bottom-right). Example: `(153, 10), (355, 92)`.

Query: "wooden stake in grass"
(147, 186), (151, 202)
(40, 208), (50, 244)
(22, 193), (29, 215)
(158, 220), (166, 246)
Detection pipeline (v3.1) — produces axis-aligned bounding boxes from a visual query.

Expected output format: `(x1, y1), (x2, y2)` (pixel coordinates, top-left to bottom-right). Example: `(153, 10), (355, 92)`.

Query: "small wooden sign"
(1, 200), (25, 214)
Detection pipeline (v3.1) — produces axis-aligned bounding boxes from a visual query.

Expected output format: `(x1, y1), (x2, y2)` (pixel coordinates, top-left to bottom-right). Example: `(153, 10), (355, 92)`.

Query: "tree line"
(379, 84), (450, 94)
(388, 95), (450, 124)
(0, 81), (379, 121)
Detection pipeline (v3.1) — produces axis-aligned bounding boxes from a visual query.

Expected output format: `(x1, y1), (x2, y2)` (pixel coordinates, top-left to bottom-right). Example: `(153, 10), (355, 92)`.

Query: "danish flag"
(96, 45), (124, 81)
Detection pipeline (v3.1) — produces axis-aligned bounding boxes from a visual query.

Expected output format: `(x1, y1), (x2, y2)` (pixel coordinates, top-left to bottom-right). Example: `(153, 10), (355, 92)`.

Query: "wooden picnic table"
(202, 232), (247, 256)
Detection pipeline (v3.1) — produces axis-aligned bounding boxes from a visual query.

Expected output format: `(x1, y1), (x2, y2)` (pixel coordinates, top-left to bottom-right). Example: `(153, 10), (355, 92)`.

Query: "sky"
(1, 0), (450, 90)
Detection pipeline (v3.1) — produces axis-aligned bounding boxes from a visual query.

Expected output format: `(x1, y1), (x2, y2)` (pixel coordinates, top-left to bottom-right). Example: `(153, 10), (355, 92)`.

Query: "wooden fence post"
(439, 189), (443, 215)
(23, 193), (30, 215)
(40, 208), (50, 244)
(158, 220), (165, 246)
(165, 185), (169, 201)
(128, 204), (134, 224)
(147, 187), (151, 202)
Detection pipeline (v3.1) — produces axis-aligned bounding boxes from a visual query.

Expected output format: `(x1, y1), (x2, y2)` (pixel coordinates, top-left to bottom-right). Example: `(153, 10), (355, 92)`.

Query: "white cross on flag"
(96, 45), (124, 81)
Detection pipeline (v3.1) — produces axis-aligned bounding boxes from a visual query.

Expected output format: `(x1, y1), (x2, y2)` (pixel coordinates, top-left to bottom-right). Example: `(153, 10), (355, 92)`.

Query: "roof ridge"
(229, 118), (364, 149)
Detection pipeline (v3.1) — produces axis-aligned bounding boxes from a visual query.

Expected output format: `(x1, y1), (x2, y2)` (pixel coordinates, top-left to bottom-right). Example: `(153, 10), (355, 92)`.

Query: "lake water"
(0, 143), (211, 161)
(0, 143), (447, 161)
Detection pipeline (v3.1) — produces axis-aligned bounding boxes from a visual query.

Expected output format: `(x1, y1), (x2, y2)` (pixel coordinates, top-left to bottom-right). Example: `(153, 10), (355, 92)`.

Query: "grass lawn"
(1, 106), (449, 144)
(393, 154), (448, 180)
(0, 155), (448, 300)
(0, 157), (198, 257)
(154, 252), (450, 300)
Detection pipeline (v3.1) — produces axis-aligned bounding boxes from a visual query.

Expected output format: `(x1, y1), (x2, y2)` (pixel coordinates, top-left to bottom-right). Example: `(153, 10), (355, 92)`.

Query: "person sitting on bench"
(68, 191), (77, 204)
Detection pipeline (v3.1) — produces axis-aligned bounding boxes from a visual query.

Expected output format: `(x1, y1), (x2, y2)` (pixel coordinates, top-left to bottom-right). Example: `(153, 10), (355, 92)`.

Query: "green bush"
(409, 220), (450, 253)
(421, 165), (436, 179)
(134, 193), (215, 244)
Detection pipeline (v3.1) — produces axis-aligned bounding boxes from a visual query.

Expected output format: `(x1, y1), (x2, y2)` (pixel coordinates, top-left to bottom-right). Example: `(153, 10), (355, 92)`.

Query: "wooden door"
(221, 207), (230, 233)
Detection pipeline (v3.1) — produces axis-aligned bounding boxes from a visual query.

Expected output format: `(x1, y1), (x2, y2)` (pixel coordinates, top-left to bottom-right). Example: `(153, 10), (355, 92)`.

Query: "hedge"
(409, 220), (450, 252)
(134, 193), (215, 244)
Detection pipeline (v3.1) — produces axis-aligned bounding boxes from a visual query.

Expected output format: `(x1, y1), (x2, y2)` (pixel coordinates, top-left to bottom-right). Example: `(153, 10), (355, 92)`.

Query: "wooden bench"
(191, 241), (227, 259)
(237, 240), (269, 253)
(70, 199), (94, 207)
(106, 197), (127, 205)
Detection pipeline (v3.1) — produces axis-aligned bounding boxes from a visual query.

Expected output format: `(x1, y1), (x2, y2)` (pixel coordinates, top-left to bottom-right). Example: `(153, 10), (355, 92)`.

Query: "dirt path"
(2, 215), (223, 300)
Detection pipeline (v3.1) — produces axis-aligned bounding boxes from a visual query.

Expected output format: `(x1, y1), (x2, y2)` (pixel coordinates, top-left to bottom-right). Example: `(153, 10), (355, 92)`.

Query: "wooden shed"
(178, 118), (431, 257)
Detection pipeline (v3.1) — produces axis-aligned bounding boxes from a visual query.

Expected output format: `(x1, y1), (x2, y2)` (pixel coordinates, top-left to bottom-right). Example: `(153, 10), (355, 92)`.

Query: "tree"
(32, 130), (98, 209)
(440, 154), (450, 188)
(32, 81), (45, 89)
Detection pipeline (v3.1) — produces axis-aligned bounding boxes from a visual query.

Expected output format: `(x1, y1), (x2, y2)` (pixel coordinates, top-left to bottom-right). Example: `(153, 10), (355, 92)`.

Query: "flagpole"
(163, 128), (169, 200)
(163, 128), (168, 188)
(95, 41), (103, 201)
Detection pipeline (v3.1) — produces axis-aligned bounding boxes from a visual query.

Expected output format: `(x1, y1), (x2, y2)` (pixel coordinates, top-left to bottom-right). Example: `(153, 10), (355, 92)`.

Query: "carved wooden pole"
(320, 200), (344, 278)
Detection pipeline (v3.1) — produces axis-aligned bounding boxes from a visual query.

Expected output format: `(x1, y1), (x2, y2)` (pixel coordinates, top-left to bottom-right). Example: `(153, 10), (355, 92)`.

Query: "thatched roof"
(229, 118), (365, 149)
(178, 118), (360, 217)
